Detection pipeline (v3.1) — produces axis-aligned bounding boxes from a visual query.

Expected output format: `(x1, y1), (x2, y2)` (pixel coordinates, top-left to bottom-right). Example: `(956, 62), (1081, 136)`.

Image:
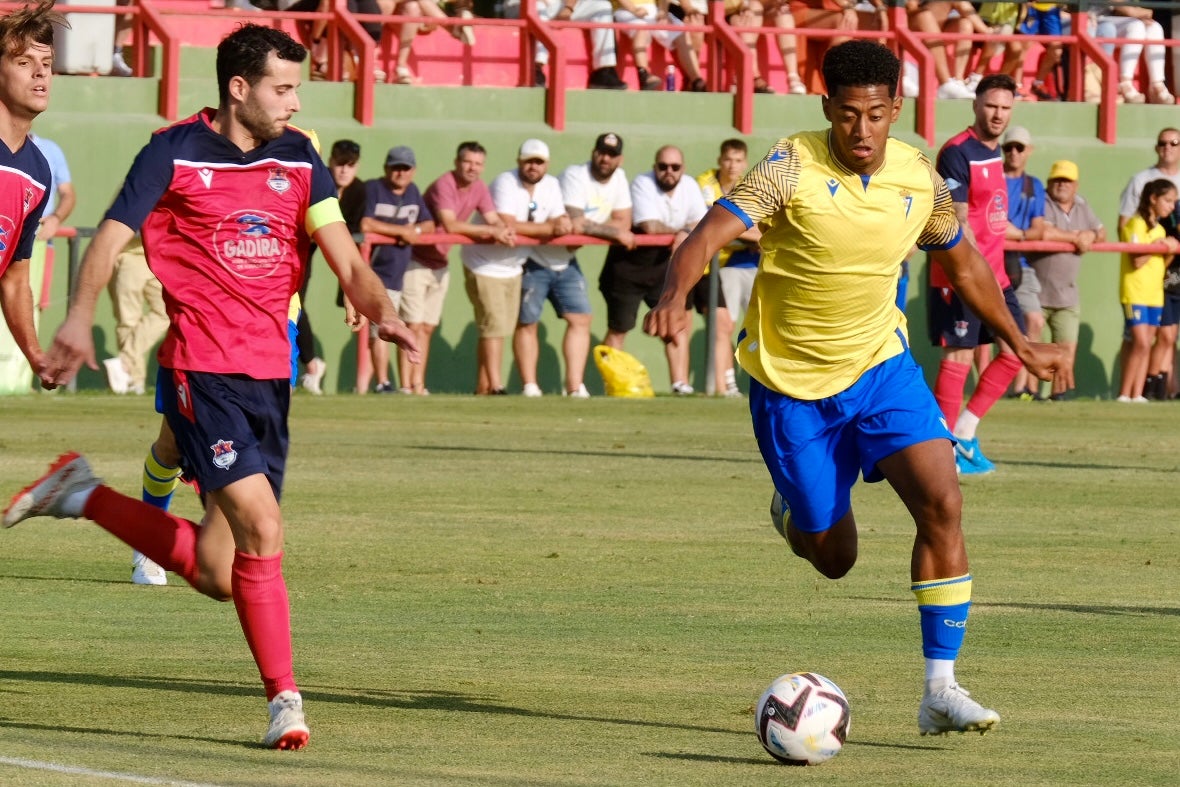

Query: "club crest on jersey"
(267, 167), (291, 194)
(899, 188), (913, 218)
(214, 210), (287, 278)
(210, 439), (238, 470)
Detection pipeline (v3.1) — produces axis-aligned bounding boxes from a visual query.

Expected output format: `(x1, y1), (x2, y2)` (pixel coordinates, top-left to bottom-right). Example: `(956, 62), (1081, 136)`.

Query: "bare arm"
(435, 207), (515, 245)
(315, 220), (420, 363)
(359, 215), (435, 244)
(567, 205), (636, 248)
(0, 259), (44, 380)
(36, 182), (77, 241)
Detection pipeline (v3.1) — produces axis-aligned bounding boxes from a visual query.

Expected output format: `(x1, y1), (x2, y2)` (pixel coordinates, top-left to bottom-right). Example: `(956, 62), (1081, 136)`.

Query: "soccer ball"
(755, 672), (850, 765)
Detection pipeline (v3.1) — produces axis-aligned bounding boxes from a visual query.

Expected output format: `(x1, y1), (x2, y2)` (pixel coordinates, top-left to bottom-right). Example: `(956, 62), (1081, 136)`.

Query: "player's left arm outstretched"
(644, 204), (748, 342)
(314, 219), (421, 364)
(930, 239), (1062, 381)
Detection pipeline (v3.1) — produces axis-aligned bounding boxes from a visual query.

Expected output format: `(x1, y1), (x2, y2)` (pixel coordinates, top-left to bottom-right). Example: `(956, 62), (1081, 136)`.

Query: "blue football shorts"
(155, 367), (291, 501)
(749, 347), (952, 533)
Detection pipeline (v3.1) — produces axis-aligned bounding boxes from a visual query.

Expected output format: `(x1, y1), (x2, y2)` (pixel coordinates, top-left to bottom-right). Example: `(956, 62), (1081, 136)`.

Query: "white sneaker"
(918, 682), (1000, 736)
(131, 551), (167, 585)
(110, 50), (132, 77)
(936, 78), (975, 100)
(103, 357), (130, 394)
(724, 382), (743, 398)
(301, 358), (326, 395)
(565, 383), (590, 399)
(963, 72), (983, 92)
(522, 382), (543, 398)
(3, 452), (100, 528)
(264, 690), (310, 750)
(671, 381), (694, 395)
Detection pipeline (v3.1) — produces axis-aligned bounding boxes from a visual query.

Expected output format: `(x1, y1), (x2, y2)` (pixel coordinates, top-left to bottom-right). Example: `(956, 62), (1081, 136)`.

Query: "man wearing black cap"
(560, 133), (637, 250)
(359, 145), (435, 393)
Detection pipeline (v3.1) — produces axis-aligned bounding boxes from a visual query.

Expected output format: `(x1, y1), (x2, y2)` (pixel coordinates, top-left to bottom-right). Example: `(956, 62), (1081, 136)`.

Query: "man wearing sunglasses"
(599, 144), (706, 394)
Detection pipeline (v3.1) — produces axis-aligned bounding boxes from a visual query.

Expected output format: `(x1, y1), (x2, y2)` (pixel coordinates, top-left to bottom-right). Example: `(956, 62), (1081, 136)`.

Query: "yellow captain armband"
(305, 197), (345, 235)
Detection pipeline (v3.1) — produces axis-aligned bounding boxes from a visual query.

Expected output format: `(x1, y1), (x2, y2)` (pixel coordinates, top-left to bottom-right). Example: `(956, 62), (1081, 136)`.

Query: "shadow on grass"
(847, 597), (1180, 617)
(647, 737), (946, 765)
(0, 671), (745, 739)
(408, 444), (759, 465)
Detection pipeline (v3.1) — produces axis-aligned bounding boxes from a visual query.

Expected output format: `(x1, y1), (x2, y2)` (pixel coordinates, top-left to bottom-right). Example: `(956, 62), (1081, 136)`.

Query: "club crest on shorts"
(210, 439), (238, 470)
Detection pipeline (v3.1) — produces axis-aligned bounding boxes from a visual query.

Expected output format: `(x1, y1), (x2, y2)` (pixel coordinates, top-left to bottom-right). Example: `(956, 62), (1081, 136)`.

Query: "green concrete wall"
(31, 56), (1173, 396)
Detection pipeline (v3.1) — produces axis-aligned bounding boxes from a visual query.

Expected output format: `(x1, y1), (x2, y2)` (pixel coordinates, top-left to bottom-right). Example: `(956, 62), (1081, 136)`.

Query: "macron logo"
(198, 168), (214, 189)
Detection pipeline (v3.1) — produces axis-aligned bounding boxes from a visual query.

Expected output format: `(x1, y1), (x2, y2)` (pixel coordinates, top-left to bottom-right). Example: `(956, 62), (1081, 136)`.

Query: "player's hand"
(643, 298), (690, 344)
(42, 315), (97, 388)
(376, 319), (421, 366)
(1019, 341), (1065, 382)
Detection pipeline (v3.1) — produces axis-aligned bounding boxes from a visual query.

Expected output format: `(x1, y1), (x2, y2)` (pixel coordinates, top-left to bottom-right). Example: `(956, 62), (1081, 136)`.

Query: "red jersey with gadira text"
(0, 138), (50, 277)
(104, 109), (337, 379)
(932, 127), (1009, 290)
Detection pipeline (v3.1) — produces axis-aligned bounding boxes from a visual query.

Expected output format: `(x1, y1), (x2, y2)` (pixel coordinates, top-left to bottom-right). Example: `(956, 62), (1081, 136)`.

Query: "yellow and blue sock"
(912, 574), (972, 690)
(142, 446), (181, 511)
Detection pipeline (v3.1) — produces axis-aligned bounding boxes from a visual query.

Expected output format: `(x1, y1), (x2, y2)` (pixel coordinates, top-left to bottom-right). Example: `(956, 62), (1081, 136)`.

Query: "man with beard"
(485, 139), (584, 398)
(599, 144), (706, 394)
(928, 73), (1024, 475)
(4, 24), (419, 750)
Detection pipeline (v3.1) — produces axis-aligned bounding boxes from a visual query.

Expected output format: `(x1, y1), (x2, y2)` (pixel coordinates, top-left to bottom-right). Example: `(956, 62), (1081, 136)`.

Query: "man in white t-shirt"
(599, 144), (706, 394)
(486, 139), (589, 398)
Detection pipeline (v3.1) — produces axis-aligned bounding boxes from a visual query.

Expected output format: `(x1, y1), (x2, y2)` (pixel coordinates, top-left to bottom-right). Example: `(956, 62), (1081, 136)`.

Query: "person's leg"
(563, 312), (592, 393)
(515, 262), (547, 390)
(1120, 321), (1155, 399)
(664, 317), (691, 389)
(514, 322), (540, 388)
(370, 333), (391, 390)
(132, 416), (182, 585)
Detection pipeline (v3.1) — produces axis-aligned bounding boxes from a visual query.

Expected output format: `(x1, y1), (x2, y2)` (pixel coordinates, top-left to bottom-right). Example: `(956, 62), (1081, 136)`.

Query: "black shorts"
(688, 274), (728, 314)
(598, 244), (671, 333)
(927, 285), (1025, 348)
(156, 367), (290, 501)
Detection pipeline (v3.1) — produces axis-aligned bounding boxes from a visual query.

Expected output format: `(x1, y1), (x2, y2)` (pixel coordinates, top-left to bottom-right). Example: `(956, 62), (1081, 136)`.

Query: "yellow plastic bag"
(593, 345), (655, 398)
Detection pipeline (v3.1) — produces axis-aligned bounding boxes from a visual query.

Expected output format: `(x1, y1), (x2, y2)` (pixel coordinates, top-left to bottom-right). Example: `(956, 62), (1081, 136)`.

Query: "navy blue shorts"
(927, 285), (1025, 349)
(749, 349), (952, 533)
(155, 367), (290, 501)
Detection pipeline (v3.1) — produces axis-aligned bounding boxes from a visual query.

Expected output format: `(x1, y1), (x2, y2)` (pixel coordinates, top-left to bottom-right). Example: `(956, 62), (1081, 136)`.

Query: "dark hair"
(330, 139), (360, 165)
(975, 73), (1017, 98)
(216, 24), (306, 106)
(456, 141), (486, 158)
(1138, 178), (1178, 227)
(0, 0), (67, 59)
(719, 138), (747, 155)
(822, 40), (900, 99)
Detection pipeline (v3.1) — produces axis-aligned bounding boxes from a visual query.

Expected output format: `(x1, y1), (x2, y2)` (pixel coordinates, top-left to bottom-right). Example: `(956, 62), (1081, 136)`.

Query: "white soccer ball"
(755, 672), (850, 765)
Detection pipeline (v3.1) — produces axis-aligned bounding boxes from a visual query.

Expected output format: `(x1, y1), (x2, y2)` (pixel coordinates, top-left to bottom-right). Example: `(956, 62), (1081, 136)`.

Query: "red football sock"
(83, 485), (200, 586)
(965, 352), (1022, 419)
(232, 551), (298, 701)
(934, 360), (971, 432)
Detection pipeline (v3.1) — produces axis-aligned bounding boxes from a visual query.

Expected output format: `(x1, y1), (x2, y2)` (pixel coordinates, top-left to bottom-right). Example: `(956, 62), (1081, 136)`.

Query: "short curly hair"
(822, 40), (900, 99)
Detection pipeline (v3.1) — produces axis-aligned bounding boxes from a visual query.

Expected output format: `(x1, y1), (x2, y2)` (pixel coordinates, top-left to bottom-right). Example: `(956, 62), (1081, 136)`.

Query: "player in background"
(644, 40), (1060, 736)
(0, 1), (66, 387)
(929, 73), (1023, 475)
(3, 24), (419, 750)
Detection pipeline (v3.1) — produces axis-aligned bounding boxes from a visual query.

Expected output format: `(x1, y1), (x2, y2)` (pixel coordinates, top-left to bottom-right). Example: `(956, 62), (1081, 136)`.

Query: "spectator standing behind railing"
(1094, 3), (1175, 104)
(416, 141), (516, 395)
(358, 146), (435, 393)
(999, 125), (1047, 401)
(613, 0), (707, 90)
(1117, 179), (1179, 402)
(478, 139), (587, 398)
(600, 145), (706, 394)
(1117, 128), (1180, 399)
(1030, 160), (1105, 401)
(502, 0), (628, 88)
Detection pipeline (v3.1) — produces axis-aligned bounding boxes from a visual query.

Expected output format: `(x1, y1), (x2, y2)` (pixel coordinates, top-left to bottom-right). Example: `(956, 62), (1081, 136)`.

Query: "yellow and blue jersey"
(1120, 215), (1166, 308)
(718, 130), (961, 400)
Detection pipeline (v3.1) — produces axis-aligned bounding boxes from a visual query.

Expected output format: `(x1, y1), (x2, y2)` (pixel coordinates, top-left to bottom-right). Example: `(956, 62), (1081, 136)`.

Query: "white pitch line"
(0, 755), (223, 786)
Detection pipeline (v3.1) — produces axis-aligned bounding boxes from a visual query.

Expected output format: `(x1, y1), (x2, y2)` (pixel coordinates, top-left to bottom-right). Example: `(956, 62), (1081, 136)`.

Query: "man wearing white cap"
(1000, 125), (1047, 400)
(490, 139), (591, 398)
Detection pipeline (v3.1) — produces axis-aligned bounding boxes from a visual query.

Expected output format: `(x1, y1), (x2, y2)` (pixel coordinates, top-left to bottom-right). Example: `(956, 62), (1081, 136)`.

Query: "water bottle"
(665, 65), (676, 92)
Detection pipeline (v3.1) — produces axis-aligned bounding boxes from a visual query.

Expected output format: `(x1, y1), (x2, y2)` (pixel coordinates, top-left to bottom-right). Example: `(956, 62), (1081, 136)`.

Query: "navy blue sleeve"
(308, 146), (337, 206)
(14, 192), (47, 261)
(936, 144), (969, 204)
(104, 133), (176, 231)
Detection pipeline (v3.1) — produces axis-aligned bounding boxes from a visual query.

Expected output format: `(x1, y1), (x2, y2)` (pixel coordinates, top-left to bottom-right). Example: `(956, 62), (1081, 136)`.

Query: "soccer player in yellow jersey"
(645, 40), (1061, 736)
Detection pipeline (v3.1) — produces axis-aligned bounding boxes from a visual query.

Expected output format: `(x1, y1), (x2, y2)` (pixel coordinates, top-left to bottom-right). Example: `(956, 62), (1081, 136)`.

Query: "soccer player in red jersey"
(0, 1), (64, 388)
(3, 24), (418, 750)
